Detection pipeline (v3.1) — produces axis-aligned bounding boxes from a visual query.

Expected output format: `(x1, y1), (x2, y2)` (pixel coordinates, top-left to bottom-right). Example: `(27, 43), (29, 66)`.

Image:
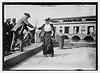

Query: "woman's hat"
(24, 13), (30, 17)
(45, 17), (50, 21)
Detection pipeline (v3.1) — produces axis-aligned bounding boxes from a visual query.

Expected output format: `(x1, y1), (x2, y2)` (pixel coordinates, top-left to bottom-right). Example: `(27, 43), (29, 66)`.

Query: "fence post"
(59, 35), (64, 49)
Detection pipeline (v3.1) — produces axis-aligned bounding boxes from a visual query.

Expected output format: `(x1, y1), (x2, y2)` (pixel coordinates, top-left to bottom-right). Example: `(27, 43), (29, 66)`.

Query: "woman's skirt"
(43, 31), (54, 55)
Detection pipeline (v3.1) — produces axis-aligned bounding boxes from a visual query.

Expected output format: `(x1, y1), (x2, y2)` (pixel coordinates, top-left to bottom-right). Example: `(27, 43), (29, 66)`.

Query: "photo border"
(2, 2), (98, 71)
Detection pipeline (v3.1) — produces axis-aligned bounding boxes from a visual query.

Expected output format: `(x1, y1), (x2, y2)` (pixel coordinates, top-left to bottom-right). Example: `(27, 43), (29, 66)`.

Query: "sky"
(4, 5), (96, 27)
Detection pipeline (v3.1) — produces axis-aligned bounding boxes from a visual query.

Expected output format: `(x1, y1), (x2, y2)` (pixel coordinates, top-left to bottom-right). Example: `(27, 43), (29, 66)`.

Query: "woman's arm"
(38, 24), (45, 30)
(50, 24), (55, 37)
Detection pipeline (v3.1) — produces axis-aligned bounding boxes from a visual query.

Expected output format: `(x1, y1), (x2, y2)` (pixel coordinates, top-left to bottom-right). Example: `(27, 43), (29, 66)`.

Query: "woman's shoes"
(45, 54), (48, 57)
(51, 53), (54, 57)
(45, 54), (54, 57)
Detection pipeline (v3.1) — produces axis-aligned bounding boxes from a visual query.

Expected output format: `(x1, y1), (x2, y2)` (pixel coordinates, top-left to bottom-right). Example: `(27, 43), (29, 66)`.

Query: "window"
(68, 19), (72, 23)
(72, 19), (77, 23)
(87, 26), (94, 35)
(73, 26), (79, 34)
(64, 27), (69, 34)
(76, 19), (81, 23)
(63, 20), (68, 22)
(81, 26), (86, 34)
(86, 18), (91, 22)
(51, 20), (58, 22)
(91, 18), (96, 22)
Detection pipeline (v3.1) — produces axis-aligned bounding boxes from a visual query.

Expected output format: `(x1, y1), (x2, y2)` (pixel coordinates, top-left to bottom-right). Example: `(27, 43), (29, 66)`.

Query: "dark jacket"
(10, 22), (16, 29)
(3, 22), (12, 35)
(3, 22), (12, 42)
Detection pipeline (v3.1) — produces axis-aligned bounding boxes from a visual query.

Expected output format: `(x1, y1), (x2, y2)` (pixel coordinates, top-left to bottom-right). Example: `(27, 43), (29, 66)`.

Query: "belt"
(45, 31), (51, 33)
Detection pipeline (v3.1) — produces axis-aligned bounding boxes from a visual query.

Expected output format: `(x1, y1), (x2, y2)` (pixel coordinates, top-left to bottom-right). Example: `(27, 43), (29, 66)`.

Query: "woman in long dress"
(38, 17), (55, 57)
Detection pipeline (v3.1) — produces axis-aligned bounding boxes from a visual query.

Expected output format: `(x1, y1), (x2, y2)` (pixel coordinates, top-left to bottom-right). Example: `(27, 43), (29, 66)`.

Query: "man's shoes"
(20, 49), (24, 52)
(11, 49), (15, 52)
(45, 54), (51, 57)
(20, 50), (24, 52)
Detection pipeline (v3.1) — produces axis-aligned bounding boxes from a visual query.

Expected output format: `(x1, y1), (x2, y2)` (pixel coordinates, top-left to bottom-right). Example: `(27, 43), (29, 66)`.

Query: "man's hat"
(45, 17), (50, 21)
(12, 18), (16, 21)
(24, 13), (30, 17)
(6, 18), (11, 21)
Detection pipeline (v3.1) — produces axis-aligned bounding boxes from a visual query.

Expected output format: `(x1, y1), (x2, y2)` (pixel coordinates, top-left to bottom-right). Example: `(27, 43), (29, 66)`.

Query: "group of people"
(3, 18), (16, 55)
(3, 13), (55, 57)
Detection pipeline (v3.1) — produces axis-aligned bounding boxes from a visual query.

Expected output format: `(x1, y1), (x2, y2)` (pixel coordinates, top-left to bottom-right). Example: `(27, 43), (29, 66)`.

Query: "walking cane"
(35, 20), (38, 28)
(34, 20), (38, 42)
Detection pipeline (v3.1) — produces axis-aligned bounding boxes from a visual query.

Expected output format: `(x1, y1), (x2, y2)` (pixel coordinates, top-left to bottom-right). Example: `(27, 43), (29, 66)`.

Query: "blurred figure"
(23, 25), (33, 46)
(10, 18), (17, 49)
(3, 18), (12, 54)
(38, 17), (55, 57)
(10, 13), (34, 52)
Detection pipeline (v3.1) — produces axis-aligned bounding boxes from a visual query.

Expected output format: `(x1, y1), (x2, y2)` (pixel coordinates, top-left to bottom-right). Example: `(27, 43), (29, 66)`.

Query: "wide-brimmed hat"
(45, 17), (51, 21)
(24, 13), (30, 17)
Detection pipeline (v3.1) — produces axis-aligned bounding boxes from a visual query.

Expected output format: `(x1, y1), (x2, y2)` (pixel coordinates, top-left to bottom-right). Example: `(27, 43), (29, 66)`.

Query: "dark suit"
(3, 22), (12, 53)
(11, 22), (16, 29)
(11, 17), (33, 51)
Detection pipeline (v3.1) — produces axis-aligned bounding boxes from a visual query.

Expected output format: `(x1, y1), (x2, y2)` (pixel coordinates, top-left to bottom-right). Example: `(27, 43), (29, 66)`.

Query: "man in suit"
(10, 13), (34, 52)
(11, 18), (16, 29)
(3, 18), (12, 54)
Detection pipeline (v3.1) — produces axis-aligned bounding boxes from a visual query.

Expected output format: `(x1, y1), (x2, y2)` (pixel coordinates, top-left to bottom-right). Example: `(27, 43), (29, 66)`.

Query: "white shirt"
(44, 24), (52, 31)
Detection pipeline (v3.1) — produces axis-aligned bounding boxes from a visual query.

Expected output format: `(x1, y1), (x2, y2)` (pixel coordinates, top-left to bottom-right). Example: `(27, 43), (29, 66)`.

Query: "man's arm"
(23, 19), (34, 28)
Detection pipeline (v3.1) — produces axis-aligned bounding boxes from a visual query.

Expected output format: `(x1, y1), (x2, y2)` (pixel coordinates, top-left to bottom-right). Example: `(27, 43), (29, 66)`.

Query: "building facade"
(50, 16), (96, 42)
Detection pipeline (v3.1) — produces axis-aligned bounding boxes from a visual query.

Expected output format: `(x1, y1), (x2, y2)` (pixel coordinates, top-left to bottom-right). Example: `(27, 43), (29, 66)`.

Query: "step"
(3, 43), (43, 70)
